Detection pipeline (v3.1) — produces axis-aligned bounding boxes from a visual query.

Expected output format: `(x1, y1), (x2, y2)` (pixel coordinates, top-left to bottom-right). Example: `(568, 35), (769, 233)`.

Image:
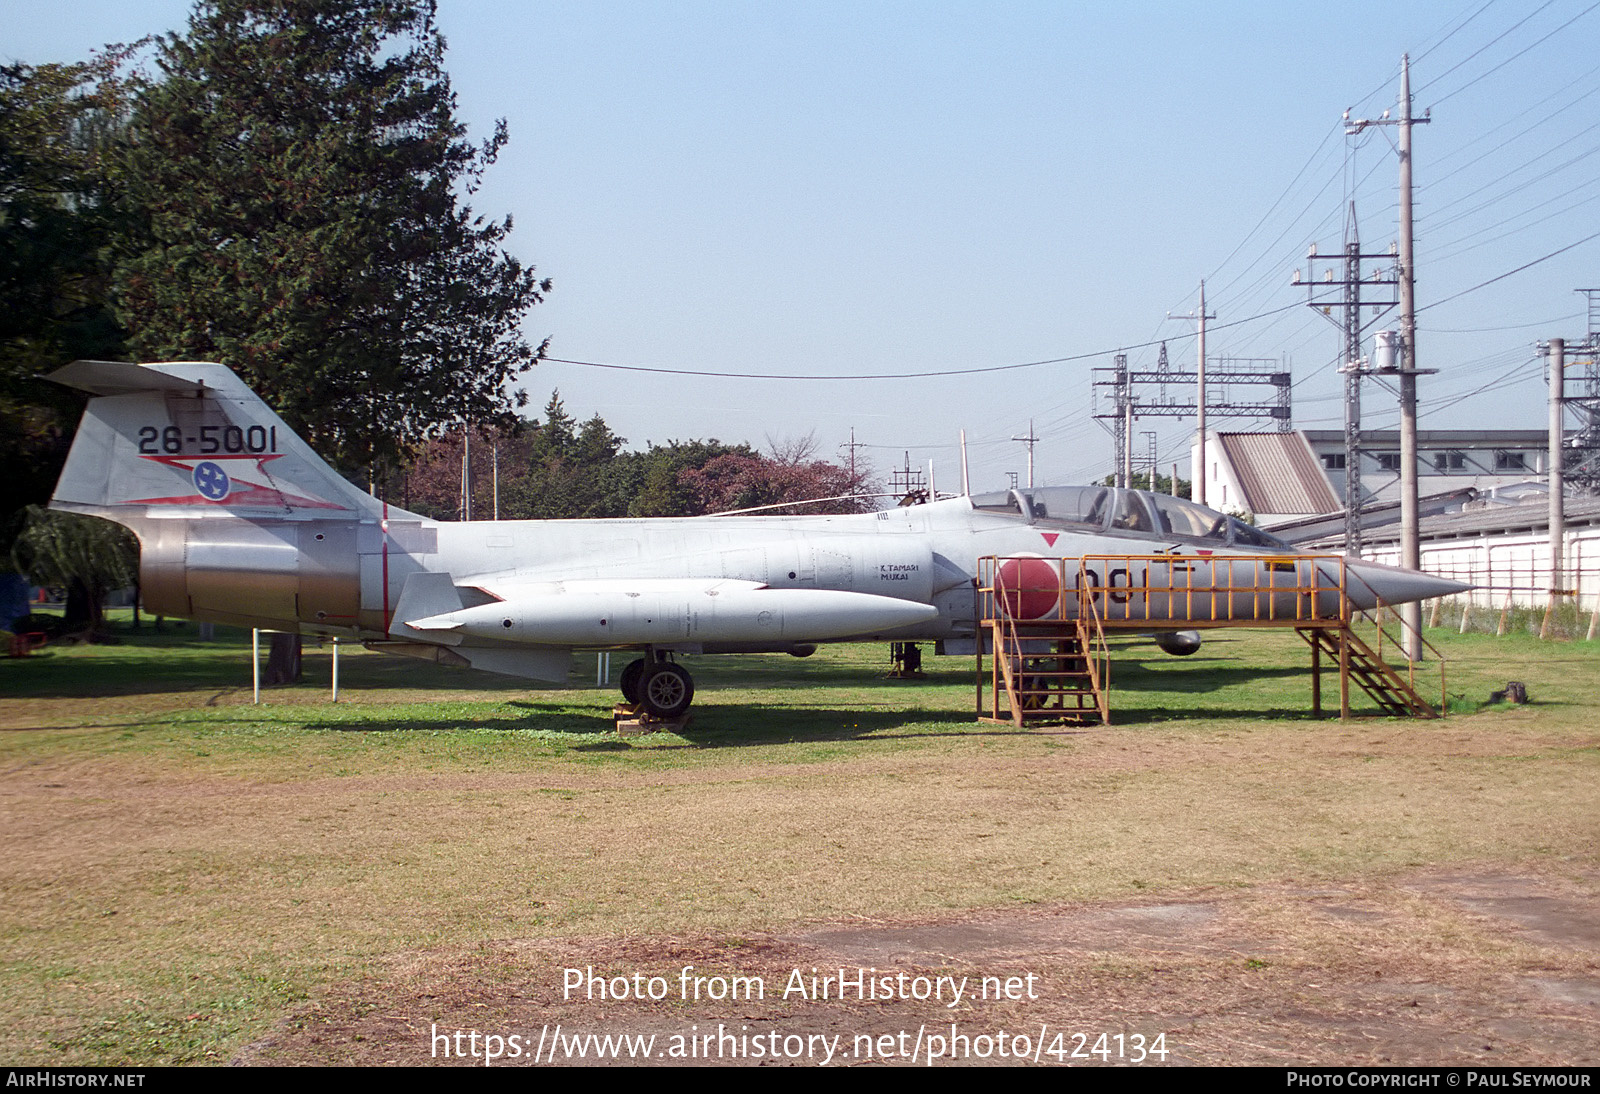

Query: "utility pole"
(1549, 338), (1566, 633)
(1111, 353), (1129, 486)
(1341, 211), (1366, 557)
(1198, 282), (1208, 504)
(839, 427), (866, 488)
(1164, 287), (1216, 504)
(1196, 283), (1214, 505)
(889, 450), (928, 503)
(1558, 290), (1600, 490)
(1011, 419), (1039, 488)
(1538, 309), (1600, 633)
(1123, 401), (1134, 489)
(460, 428), (471, 522)
(1344, 54), (1430, 657)
(1396, 55), (1423, 659)
(1297, 209), (1399, 557)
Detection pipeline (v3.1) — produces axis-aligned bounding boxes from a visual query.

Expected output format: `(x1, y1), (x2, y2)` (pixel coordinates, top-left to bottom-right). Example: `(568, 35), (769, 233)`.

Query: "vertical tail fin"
(48, 360), (394, 522)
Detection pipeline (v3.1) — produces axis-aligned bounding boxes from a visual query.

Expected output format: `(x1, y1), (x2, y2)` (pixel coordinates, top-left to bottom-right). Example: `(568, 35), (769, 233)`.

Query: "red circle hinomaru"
(995, 556), (1062, 619)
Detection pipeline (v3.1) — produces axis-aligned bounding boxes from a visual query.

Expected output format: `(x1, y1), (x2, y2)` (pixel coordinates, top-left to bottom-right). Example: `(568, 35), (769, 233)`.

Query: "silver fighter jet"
(48, 360), (1467, 717)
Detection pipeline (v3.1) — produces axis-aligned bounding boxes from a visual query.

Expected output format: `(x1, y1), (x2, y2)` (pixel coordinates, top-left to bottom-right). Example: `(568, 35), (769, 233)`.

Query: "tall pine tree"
(117, 0), (548, 473)
(0, 59), (130, 538)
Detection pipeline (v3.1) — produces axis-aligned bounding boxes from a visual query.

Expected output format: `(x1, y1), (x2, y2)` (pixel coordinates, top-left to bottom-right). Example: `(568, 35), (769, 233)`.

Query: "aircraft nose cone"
(1342, 559), (1472, 609)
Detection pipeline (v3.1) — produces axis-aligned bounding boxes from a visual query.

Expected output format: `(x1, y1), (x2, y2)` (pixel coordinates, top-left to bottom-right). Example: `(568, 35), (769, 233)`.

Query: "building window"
(1321, 452), (1346, 470)
(1375, 452), (1402, 472)
(1433, 451), (1466, 472)
(1496, 451), (1527, 471)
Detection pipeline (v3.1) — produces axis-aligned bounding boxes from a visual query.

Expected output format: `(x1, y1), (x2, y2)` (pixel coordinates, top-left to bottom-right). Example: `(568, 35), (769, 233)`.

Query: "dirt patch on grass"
(240, 867), (1600, 1066)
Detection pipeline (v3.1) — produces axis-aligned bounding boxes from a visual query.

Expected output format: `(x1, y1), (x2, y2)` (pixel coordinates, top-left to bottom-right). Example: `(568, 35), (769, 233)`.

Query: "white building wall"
(1363, 526), (1600, 612)
(1191, 432), (1245, 515)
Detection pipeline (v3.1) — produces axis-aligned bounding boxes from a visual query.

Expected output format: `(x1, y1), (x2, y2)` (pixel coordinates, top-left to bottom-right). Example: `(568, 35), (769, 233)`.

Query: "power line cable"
(1421, 357), (1544, 417)
(1429, 182), (1600, 263)
(1417, 0), (1559, 97)
(1205, 122), (1341, 285)
(543, 304), (1302, 382)
(1423, 312), (1581, 333)
(1414, 0), (1501, 65)
(1425, 66), (1600, 179)
(1428, 0), (1600, 107)
(1418, 229), (1600, 312)
(1424, 125), (1600, 225)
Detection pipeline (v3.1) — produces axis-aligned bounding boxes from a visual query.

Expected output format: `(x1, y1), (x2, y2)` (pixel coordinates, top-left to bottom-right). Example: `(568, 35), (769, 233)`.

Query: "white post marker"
(252, 628), (260, 704)
(331, 638), (340, 703)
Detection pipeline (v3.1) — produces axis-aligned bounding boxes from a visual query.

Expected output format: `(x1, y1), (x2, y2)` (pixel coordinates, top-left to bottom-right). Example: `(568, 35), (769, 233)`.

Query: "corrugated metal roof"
(1374, 494), (1600, 545)
(1266, 487), (1475, 544)
(1282, 492), (1600, 550)
(1218, 431), (1342, 516)
(1302, 429), (1549, 447)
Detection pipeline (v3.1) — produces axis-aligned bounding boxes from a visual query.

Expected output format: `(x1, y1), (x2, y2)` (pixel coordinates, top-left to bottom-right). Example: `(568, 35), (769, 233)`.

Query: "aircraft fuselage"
(49, 360), (1469, 715)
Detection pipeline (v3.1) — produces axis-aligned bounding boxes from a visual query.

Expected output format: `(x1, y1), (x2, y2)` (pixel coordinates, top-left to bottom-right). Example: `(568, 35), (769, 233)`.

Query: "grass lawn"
(2, 613), (1596, 1064)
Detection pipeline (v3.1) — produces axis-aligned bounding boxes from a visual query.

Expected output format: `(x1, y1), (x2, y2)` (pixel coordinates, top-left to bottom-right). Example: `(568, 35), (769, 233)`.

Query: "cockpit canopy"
(969, 485), (1294, 551)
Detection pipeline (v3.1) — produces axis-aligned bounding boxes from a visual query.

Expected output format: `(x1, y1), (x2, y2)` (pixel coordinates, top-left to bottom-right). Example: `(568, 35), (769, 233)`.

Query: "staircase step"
(1296, 625), (1437, 718)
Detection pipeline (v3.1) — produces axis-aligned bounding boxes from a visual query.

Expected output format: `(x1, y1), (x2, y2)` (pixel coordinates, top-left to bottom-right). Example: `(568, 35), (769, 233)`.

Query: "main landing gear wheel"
(619, 658), (647, 705)
(639, 661), (694, 718)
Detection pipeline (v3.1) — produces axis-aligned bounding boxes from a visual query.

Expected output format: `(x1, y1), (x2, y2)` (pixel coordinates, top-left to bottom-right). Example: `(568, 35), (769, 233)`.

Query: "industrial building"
(1195, 428), (1553, 523)
(1195, 426), (1596, 617)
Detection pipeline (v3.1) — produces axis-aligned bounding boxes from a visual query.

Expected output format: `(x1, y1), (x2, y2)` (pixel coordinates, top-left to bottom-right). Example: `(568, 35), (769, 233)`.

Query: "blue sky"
(9, 1), (1599, 493)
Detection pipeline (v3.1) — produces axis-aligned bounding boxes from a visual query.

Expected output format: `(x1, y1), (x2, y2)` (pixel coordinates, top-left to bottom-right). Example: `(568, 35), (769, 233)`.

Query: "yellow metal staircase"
(976, 553), (1446, 725)
(1296, 623), (1440, 719)
(988, 618), (1109, 726)
(978, 557), (1109, 727)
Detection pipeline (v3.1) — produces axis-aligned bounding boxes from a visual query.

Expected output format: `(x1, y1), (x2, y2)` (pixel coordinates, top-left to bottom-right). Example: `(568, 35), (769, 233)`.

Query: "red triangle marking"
(1041, 532), (1060, 547)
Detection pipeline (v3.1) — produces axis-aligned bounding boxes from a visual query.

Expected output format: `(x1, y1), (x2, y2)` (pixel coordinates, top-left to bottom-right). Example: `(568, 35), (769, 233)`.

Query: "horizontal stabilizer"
(392, 572), (468, 644)
(49, 359), (213, 397)
(404, 617), (461, 631)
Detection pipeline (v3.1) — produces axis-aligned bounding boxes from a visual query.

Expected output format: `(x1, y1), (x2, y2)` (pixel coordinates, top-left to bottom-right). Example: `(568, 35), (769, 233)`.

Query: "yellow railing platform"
(974, 554), (1445, 724)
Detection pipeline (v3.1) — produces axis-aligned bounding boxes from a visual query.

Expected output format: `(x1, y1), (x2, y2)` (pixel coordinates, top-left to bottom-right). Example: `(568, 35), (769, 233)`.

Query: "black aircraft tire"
(639, 662), (694, 719)
(619, 658), (647, 705)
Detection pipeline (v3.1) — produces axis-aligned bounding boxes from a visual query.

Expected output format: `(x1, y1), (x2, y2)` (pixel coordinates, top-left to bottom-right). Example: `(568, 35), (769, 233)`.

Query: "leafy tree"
(9, 507), (138, 637)
(394, 401), (876, 521)
(116, 1), (548, 678)
(116, 0), (549, 473)
(398, 396), (630, 522)
(399, 421), (534, 520)
(626, 439), (757, 517)
(679, 450), (870, 516)
(526, 393), (578, 465)
(0, 59), (130, 542)
(498, 394), (629, 519)
(573, 413), (626, 468)
(672, 431), (873, 516)
(1101, 471), (1191, 499)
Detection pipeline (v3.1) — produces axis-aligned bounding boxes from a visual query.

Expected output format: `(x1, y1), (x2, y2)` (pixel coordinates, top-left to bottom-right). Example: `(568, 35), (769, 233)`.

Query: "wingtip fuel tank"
(406, 581), (941, 646)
